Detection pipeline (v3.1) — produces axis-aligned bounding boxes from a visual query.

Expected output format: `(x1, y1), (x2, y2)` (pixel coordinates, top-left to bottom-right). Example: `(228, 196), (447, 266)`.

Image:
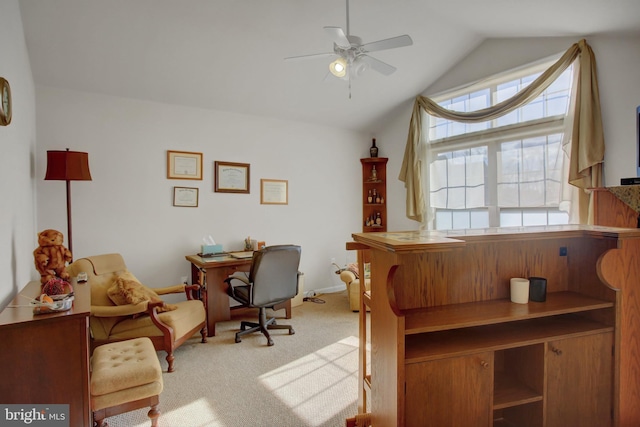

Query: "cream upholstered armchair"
(67, 253), (207, 372)
(339, 264), (370, 312)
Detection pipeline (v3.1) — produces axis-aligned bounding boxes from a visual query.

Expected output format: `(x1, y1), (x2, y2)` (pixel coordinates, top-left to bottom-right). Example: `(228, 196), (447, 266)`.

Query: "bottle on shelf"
(371, 165), (377, 181)
(370, 138), (379, 158)
(375, 192), (381, 204)
(376, 212), (382, 225)
(367, 190), (373, 203)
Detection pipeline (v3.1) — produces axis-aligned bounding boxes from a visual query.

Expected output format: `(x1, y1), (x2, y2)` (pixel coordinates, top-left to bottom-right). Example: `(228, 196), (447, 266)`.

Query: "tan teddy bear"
(33, 229), (72, 284)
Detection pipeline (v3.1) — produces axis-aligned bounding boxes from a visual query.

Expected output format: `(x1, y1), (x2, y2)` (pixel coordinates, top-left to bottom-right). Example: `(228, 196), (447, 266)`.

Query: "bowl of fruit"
(41, 277), (74, 300)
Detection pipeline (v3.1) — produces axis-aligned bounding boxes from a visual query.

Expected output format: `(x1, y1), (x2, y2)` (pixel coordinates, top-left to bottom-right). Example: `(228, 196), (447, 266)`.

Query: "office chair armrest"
(224, 275), (251, 287)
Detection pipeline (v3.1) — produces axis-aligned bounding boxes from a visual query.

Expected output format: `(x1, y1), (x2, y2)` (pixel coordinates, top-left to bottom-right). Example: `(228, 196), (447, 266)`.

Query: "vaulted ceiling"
(19, 0), (640, 133)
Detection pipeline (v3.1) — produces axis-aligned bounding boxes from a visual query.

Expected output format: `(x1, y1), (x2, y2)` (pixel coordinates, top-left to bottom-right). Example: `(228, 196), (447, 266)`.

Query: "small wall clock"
(0, 77), (12, 126)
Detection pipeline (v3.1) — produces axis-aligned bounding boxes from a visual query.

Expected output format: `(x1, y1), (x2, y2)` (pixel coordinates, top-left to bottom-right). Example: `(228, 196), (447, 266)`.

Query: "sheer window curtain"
(399, 39), (604, 226)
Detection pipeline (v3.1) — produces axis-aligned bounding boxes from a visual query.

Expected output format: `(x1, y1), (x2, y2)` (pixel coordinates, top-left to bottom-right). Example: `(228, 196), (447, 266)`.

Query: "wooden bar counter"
(351, 225), (640, 427)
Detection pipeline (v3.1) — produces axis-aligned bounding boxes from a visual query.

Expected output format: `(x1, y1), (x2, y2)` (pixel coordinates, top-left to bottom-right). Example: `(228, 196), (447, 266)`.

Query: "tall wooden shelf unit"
(350, 225), (640, 427)
(361, 157), (388, 232)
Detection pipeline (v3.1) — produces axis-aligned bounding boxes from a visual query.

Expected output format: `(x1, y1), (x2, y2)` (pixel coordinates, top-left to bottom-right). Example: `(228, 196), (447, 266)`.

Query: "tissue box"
(201, 244), (224, 255)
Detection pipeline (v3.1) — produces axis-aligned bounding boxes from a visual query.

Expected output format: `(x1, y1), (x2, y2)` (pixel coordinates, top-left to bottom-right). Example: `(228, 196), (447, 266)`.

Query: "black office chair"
(225, 244), (301, 346)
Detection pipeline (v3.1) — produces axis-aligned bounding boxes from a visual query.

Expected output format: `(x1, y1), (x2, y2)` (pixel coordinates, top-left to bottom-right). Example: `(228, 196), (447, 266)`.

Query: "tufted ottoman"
(91, 337), (163, 427)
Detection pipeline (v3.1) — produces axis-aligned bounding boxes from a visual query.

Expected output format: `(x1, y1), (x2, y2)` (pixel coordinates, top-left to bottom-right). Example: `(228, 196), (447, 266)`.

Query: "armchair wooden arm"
(91, 302), (149, 317)
(153, 284), (187, 295)
(153, 283), (203, 301)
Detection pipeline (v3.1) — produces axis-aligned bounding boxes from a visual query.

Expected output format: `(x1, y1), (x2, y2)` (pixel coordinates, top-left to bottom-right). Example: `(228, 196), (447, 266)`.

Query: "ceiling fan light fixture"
(351, 57), (369, 78)
(329, 57), (347, 78)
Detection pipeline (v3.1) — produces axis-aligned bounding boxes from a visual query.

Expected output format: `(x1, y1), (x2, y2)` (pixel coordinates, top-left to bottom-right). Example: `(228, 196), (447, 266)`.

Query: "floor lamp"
(44, 149), (92, 259)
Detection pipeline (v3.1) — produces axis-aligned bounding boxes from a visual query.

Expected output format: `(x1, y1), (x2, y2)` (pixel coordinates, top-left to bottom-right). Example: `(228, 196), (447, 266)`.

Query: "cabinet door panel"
(405, 352), (493, 427)
(546, 333), (613, 427)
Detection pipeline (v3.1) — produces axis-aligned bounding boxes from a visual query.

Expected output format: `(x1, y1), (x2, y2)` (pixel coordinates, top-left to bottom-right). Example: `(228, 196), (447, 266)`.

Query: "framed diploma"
(214, 161), (250, 193)
(173, 187), (199, 207)
(167, 150), (203, 180)
(260, 179), (288, 205)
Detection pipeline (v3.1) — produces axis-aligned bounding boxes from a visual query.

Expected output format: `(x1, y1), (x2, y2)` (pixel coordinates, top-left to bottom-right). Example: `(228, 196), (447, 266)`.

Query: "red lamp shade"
(43, 149), (92, 260)
(45, 150), (92, 181)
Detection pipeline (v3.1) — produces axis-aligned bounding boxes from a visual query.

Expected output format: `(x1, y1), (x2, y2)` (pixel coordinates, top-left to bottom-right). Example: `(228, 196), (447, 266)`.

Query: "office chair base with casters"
(236, 307), (295, 345)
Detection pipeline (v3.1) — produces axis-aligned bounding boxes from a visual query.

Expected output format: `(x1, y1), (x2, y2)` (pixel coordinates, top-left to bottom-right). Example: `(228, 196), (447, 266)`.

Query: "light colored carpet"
(105, 291), (361, 427)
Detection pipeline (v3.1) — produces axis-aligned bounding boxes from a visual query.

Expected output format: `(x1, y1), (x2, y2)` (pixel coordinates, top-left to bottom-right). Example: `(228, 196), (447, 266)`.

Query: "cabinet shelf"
(404, 291), (613, 335)
(405, 315), (612, 363)
(363, 225), (384, 231)
(493, 372), (542, 409)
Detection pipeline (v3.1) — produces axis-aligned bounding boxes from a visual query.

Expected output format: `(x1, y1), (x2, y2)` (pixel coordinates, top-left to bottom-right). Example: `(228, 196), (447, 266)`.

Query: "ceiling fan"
(285, 0), (413, 86)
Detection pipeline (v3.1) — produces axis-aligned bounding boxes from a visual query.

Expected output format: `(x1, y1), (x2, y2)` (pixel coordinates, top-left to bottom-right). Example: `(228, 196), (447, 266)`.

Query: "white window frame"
(424, 57), (573, 230)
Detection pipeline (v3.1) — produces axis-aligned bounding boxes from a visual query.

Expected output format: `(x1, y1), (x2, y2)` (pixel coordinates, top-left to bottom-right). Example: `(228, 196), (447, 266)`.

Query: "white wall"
(35, 87), (367, 292)
(6, 25), (639, 306)
(0, 1), (37, 308)
(378, 35), (640, 229)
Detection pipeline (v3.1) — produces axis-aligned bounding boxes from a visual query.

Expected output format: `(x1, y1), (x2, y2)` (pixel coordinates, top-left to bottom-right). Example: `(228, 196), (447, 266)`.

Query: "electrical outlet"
(559, 247), (567, 256)
(180, 275), (188, 284)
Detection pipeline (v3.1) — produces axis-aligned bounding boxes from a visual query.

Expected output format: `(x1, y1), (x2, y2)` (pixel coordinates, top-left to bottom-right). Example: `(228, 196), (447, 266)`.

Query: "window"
(425, 60), (573, 230)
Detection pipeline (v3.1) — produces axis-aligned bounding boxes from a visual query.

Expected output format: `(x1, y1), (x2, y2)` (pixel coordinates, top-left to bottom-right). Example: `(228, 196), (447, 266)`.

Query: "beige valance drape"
(399, 39), (604, 223)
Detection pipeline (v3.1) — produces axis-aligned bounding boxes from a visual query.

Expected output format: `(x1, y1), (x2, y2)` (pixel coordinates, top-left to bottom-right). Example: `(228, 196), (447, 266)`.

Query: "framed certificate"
(260, 179), (288, 205)
(214, 161), (250, 193)
(173, 187), (199, 207)
(167, 151), (203, 180)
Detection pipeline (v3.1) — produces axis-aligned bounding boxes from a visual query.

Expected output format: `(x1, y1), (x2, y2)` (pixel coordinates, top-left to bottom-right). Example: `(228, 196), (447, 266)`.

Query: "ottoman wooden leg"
(148, 401), (161, 427)
(93, 409), (107, 427)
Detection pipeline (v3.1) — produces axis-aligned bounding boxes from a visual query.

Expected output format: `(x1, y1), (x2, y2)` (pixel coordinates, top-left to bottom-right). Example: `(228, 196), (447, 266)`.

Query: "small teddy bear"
(33, 229), (72, 284)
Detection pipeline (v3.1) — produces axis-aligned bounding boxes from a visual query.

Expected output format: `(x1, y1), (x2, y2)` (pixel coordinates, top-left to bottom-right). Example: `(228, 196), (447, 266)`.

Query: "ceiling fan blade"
(362, 34), (413, 53)
(324, 26), (351, 48)
(358, 55), (397, 76)
(284, 52), (335, 62)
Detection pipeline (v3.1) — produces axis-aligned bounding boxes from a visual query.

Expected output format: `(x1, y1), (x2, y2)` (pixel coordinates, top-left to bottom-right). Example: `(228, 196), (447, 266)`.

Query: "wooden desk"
(186, 254), (291, 336)
(0, 280), (91, 427)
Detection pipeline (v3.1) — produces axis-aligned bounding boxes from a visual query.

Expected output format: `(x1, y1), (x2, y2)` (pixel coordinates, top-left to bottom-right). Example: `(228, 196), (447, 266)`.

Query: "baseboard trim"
(304, 285), (346, 298)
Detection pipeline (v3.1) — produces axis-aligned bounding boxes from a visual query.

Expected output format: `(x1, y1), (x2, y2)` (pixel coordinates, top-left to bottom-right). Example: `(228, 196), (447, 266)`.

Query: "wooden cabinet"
(360, 157), (388, 232)
(0, 280), (91, 427)
(351, 225), (640, 427)
(406, 352), (493, 427)
(546, 333), (613, 427)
